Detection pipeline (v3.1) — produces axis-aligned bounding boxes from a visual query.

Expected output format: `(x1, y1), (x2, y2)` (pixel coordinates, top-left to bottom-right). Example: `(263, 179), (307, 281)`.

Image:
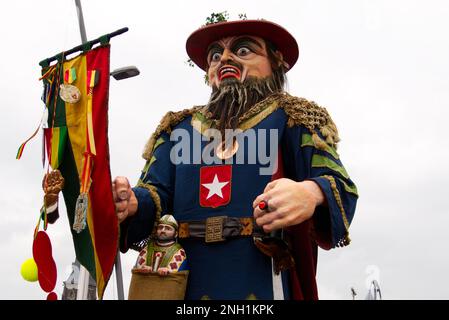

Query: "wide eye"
(236, 46), (251, 57)
(211, 52), (222, 62)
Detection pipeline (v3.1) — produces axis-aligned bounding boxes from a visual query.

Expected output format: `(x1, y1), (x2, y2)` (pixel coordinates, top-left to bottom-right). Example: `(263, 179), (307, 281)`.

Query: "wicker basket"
(128, 270), (189, 300)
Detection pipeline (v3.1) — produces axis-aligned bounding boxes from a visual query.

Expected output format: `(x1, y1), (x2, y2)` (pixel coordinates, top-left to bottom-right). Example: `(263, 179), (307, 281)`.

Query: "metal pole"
(115, 250), (125, 300)
(75, 0), (87, 43)
(73, 0), (125, 300)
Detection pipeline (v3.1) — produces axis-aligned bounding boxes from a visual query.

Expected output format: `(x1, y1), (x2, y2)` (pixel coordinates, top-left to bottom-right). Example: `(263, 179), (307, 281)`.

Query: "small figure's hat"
(158, 215), (178, 230)
(186, 19), (299, 72)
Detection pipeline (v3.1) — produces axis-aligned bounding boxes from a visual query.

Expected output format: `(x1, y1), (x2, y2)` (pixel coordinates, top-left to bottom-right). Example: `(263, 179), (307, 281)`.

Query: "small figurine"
(128, 215), (188, 300)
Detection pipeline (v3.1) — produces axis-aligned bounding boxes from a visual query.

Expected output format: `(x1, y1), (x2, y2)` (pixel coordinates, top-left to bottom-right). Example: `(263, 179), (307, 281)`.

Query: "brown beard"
(204, 69), (286, 136)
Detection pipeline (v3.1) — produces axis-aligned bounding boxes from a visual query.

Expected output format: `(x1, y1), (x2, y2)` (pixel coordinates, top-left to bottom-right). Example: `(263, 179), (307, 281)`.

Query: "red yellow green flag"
(40, 45), (118, 299)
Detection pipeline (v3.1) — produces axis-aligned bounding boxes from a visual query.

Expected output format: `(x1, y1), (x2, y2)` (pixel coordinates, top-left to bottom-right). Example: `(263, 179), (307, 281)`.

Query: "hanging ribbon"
(34, 202), (48, 239)
(86, 69), (98, 156)
(73, 69), (99, 233)
(16, 122), (42, 160)
(19, 59), (63, 163)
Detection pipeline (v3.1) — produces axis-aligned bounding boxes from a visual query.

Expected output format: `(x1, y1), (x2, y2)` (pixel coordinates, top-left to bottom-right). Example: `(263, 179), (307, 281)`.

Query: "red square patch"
(200, 165), (232, 208)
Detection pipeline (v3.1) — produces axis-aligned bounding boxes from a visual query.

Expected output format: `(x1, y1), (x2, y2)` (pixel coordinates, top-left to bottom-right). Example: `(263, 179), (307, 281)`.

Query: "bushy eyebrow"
(207, 43), (223, 55)
(207, 36), (264, 54)
(231, 37), (264, 49)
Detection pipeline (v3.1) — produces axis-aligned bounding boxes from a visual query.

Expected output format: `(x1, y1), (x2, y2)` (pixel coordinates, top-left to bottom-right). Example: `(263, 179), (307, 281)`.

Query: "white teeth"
(220, 67), (238, 75)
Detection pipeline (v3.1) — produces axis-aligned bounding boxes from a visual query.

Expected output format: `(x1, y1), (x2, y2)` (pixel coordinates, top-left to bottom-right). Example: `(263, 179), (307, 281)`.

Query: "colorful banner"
(40, 45), (118, 299)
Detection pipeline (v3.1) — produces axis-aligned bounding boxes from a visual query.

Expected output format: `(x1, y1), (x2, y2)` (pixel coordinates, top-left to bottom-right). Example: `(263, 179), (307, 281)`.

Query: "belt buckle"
(205, 216), (226, 243)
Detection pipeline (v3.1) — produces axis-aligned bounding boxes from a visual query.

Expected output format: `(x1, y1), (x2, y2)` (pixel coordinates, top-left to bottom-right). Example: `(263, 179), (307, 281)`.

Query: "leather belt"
(178, 216), (265, 243)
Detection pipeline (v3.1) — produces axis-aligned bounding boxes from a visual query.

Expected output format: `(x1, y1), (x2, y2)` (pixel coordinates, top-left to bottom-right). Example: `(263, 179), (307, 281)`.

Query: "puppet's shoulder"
(142, 106), (201, 160)
(278, 93), (340, 148)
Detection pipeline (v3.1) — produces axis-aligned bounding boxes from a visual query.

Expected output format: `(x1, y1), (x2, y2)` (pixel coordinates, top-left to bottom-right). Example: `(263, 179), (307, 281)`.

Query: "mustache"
(216, 60), (242, 73)
(214, 61), (243, 83)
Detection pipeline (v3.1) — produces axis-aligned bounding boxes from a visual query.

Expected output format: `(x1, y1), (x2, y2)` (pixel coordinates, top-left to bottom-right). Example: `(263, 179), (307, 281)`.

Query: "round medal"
(59, 84), (81, 104)
(216, 139), (239, 160)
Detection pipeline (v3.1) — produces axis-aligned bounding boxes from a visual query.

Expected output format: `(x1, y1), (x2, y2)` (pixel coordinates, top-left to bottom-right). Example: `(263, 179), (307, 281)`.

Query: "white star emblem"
(202, 174), (229, 199)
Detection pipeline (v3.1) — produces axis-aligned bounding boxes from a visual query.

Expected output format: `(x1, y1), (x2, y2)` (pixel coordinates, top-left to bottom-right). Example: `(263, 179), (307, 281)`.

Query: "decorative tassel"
(73, 193), (88, 233)
(338, 233), (351, 247)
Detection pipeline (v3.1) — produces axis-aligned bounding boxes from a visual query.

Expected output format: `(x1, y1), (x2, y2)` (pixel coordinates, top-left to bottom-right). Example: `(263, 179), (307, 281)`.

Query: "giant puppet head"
(186, 19), (299, 133)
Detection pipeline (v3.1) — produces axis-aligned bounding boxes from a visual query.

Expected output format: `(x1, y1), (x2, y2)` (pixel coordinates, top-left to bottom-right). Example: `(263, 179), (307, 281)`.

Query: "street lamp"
(111, 66), (140, 80)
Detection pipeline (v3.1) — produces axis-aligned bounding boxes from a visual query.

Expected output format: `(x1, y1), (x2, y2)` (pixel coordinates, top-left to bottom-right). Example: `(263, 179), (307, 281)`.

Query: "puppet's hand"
(113, 176), (138, 223)
(252, 178), (325, 233)
(157, 268), (169, 276)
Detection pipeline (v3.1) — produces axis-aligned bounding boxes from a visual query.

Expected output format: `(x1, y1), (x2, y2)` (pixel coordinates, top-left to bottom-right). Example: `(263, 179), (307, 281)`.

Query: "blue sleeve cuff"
(309, 177), (347, 249)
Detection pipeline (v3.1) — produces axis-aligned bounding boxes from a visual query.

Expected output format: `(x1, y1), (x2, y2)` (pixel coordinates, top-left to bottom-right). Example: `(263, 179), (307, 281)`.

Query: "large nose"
(220, 48), (234, 64)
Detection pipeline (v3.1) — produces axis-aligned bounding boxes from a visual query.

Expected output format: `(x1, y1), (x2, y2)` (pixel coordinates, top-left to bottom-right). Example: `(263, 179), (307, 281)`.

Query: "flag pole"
(73, 0), (125, 300)
(115, 252), (125, 300)
(75, 0), (87, 43)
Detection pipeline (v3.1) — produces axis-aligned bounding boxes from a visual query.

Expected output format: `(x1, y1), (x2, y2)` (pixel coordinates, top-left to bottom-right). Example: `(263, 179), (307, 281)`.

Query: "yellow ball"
(21, 258), (38, 282)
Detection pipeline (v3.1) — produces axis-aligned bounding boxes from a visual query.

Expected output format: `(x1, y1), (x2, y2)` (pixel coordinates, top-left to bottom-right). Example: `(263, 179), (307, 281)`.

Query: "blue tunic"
(120, 94), (358, 300)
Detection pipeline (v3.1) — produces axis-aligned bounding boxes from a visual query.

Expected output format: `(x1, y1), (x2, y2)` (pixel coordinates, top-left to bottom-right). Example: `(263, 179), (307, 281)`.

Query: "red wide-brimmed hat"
(186, 19), (299, 72)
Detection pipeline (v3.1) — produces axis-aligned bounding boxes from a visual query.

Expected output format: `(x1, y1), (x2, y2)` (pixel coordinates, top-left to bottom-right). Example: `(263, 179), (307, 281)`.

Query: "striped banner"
(39, 44), (118, 299)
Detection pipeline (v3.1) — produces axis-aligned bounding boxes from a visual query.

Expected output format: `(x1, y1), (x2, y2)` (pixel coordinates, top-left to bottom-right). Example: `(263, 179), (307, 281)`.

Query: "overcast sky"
(1, 0), (449, 300)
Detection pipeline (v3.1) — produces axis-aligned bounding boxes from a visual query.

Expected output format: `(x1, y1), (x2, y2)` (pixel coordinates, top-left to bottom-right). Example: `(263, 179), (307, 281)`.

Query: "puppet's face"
(156, 224), (177, 241)
(207, 35), (273, 88)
